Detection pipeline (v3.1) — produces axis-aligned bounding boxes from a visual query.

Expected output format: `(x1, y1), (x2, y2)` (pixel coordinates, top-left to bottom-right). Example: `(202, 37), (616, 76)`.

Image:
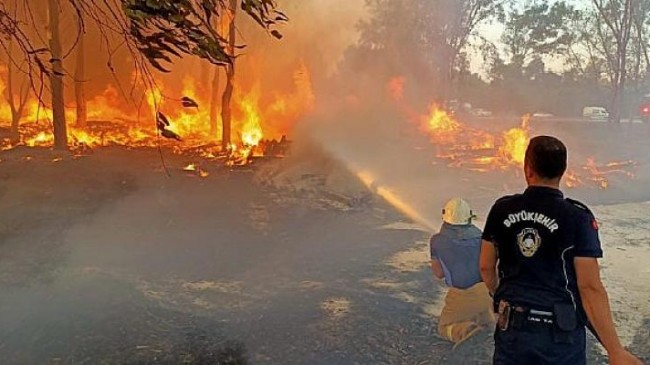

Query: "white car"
(472, 108), (493, 117)
(583, 106), (609, 121)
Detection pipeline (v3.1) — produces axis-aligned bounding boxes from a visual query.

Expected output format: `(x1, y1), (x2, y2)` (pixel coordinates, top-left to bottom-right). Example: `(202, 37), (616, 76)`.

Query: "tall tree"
(210, 66), (221, 138)
(567, 11), (610, 85)
(592, 0), (636, 122)
(48, 0), (67, 150)
(629, 0), (650, 91)
(220, 0), (237, 150)
(500, 1), (579, 67)
(439, 0), (506, 99)
(210, 13), (229, 140)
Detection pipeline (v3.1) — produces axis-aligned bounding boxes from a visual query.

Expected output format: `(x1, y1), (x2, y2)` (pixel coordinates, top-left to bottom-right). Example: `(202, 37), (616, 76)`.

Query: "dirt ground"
(1, 123), (649, 364)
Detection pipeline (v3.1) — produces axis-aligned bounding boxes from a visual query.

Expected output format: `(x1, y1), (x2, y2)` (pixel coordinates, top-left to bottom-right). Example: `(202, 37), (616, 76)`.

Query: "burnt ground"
(0, 137), (648, 364)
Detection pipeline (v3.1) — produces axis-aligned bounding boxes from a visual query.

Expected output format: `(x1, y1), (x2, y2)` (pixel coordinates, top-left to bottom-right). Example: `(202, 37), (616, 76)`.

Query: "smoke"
(5, 0), (650, 219)
(292, 57), (650, 233)
(237, 1), (367, 80)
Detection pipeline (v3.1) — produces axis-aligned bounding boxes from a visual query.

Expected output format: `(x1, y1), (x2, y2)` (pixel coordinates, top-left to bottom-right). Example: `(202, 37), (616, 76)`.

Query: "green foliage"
(351, 0), (503, 99)
(501, 1), (579, 66)
(123, 0), (287, 73)
(466, 0), (650, 119)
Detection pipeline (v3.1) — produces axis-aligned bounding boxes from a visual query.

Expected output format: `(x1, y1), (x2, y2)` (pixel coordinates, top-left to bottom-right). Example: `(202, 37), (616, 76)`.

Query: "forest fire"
(0, 61), (637, 190)
(419, 105), (530, 171)
(416, 104), (635, 189)
(0, 64), (313, 165)
(2, 0), (650, 363)
(500, 119), (530, 166)
(380, 75), (637, 190)
(424, 105), (461, 134)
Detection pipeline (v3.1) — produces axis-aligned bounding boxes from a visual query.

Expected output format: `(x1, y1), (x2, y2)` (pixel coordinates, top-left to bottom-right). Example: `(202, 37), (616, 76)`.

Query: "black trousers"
(493, 325), (586, 365)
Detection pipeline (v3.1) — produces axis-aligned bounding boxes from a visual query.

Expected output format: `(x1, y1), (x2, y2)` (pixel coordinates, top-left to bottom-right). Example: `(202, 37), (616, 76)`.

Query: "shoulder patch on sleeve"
(591, 218), (599, 230)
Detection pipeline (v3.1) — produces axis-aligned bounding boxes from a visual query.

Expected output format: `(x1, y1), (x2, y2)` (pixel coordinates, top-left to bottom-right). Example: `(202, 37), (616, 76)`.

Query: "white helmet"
(442, 198), (475, 225)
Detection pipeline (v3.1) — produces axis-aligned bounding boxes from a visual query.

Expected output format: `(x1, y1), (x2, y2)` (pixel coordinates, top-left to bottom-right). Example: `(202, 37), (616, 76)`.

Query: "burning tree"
(0, 0), (287, 149)
(48, 0), (67, 149)
(0, 2), (36, 141)
(3, 45), (29, 141)
(1, 2), (29, 141)
(221, 0), (238, 150)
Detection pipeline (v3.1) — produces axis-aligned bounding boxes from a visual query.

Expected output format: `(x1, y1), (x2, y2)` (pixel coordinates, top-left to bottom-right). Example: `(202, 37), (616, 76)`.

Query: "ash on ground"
(0, 145), (648, 364)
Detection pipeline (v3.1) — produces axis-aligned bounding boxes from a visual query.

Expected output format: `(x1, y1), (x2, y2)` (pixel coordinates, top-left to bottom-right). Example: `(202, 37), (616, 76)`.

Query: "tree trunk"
(210, 66), (221, 138)
(609, 43), (622, 123)
(6, 40), (28, 141)
(75, 28), (87, 128)
(618, 51), (628, 121)
(610, 82), (622, 123)
(632, 41), (642, 93)
(6, 42), (19, 140)
(221, 65), (234, 150)
(606, 0), (634, 124)
(633, 16), (649, 92)
(610, 49), (627, 123)
(48, 0), (67, 149)
(9, 93), (29, 143)
(220, 0), (237, 151)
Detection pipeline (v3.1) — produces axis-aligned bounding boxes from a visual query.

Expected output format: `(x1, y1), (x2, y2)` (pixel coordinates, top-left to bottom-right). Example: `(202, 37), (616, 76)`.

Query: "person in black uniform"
(479, 136), (642, 365)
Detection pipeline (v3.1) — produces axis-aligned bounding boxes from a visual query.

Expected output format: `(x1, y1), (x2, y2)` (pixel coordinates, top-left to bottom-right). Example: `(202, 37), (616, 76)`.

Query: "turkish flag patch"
(592, 219), (599, 230)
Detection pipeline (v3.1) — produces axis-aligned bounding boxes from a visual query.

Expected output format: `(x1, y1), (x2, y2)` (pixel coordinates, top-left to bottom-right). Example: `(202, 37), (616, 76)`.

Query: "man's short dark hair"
(525, 136), (567, 179)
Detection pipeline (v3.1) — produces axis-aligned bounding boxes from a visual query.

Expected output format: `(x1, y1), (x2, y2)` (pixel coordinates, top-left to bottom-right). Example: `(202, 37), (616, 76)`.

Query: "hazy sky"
(470, 0), (585, 74)
(324, 0), (569, 76)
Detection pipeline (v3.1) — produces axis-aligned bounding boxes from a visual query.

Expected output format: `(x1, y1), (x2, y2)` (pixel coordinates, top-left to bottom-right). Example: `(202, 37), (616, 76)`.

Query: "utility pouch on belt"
(553, 303), (578, 344)
(498, 301), (511, 331)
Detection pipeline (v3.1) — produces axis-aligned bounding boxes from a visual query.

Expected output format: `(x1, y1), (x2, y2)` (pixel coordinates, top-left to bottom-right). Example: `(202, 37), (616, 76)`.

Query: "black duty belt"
(497, 300), (554, 332)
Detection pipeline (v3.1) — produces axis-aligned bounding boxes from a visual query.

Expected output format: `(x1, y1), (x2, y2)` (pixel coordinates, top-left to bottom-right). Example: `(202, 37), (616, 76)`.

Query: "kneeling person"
(430, 198), (495, 347)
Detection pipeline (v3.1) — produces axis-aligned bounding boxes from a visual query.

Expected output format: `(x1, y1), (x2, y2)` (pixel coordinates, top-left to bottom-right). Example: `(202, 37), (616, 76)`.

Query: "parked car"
(472, 108), (493, 117)
(532, 112), (554, 119)
(582, 106), (609, 121)
(640, 95), (650, 122)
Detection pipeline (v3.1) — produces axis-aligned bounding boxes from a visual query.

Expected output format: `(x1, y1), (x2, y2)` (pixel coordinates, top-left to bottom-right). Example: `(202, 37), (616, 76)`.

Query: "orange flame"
(424, 105), (460, 134)
(0, 67), (12, 121)
(266, 61), (315, 136)
(411, 101), (633, 188)
(499, 115), (530, 166)
(2, 62), (315, 161)
(236, 86), (264, 147)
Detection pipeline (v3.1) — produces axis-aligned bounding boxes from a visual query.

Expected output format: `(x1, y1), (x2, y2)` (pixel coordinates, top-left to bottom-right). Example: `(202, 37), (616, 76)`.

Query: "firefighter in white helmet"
(430, 198), (495, 348)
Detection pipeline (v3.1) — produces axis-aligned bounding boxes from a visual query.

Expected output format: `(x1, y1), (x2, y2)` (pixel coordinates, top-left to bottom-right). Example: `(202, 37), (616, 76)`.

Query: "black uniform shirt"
(482, 186), (603, 309)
